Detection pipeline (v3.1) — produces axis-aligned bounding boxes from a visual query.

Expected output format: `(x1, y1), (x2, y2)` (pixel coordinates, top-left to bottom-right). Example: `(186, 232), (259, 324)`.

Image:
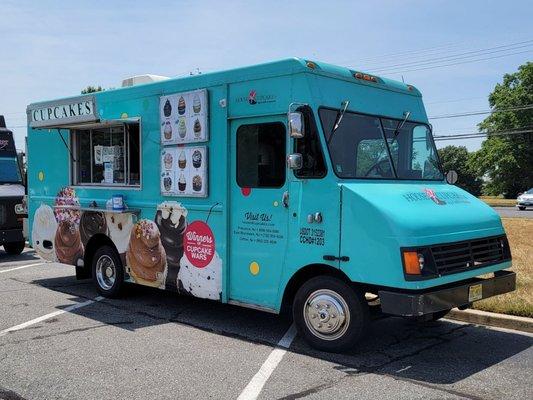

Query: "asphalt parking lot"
(494, 206), (533, 219)
(1, 249), (532, 400)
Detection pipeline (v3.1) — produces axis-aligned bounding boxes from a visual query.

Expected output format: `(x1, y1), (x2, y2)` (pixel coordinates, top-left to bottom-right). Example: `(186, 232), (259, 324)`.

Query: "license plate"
(468, 284), (483, 302)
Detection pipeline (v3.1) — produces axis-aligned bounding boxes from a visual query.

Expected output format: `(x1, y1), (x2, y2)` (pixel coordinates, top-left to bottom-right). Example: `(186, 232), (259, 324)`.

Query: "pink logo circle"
(183, 221), (215, 268)
(241, 187), (251, 197)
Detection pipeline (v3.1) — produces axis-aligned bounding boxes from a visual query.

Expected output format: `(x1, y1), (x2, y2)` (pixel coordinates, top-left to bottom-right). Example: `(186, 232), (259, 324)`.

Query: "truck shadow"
(32, 274), (532, 386)
(0, 248), (41, 264)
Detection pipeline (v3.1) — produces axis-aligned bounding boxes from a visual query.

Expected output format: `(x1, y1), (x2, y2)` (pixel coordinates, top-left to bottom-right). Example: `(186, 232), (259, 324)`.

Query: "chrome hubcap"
(96, 255), (116, 290)
(304, 289), (350, 341)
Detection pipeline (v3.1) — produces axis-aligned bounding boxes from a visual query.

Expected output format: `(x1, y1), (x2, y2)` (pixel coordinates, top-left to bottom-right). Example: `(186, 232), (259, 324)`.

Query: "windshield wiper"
(327, 100), (350, 145)
(391, 111), (411, 139)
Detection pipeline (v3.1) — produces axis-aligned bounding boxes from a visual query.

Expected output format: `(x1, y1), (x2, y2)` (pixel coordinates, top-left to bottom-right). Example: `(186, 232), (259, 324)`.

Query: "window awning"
(34, 117), (140, 131)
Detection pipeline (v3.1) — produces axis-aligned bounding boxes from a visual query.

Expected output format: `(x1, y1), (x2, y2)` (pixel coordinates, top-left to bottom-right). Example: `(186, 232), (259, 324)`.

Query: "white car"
(517, 188), (533, 210)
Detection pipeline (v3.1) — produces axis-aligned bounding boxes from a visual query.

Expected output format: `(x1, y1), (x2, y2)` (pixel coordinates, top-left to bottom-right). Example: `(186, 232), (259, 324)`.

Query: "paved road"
(494, 206), (533, 219)
(1, 249), (532, 400)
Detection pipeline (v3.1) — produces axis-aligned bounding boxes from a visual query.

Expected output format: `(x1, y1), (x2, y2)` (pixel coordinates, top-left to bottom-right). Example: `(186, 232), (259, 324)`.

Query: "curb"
(446, 308), (533, 333)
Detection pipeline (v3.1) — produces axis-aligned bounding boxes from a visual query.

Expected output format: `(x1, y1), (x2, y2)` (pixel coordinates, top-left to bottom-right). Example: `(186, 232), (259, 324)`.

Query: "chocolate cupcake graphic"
(163, 99), (172, 117)
(178, 96), (186, 115)
(154, 202), (188, 290)
(163, 120), (172, 140)
(192, 175), (202, 192)
(177, 117), (187, 138)
(126, 219), (167, 287)
(79, 211), (107, 248)
(164, 176), (172, 192)
(192, 150), (202, 169)
(178, 151), (186, 169)
(163, 152), (173, 170)
(193, 93), (201, 114)
(193, 118), (202, 138)
(178, 174), (186, 192)
(54, 220), (84, 266)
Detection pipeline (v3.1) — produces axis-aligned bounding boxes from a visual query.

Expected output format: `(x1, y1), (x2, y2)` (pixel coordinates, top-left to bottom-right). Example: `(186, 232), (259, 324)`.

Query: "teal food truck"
(27, 59), (514, 352)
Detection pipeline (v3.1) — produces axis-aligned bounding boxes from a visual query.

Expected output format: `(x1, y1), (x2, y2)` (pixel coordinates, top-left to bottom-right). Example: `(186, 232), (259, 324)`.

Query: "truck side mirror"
(288, 112), (305, 138)
(287, 153), (303, 170)
(446, 170), (458, 184)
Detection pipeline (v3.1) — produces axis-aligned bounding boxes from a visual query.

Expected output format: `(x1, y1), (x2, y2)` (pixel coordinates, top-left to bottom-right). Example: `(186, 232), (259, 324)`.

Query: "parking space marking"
(0, 296), (104, 338)
(237, 324), (297, 400)
(0, 262), (45, 274)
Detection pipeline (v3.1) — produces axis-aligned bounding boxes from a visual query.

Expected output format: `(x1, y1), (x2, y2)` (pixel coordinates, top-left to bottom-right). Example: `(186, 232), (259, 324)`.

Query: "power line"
(376, 49), (532, 75)
(429, 104), (533, 119)
(434, 129), (533, 141)
(363, 40), (533, 71)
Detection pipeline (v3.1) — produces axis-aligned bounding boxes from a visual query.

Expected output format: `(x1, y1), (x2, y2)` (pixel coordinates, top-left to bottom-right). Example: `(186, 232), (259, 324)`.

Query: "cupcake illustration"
(192, 175), (202, 192)
(193, 93), (201, 114)
(178, 151), (186, 169)
(164, 176), (172, 192)
(178, 117), (187, 139)
(79, 211), (107, 248)
(192, 150), (202, 169)
(163, 99), (172, 117)
(193, 118), (202, 138)
(178, 96), (186, 115)
(163, 152), (173, 170)
(178, 174), (186, 192)
(55, 220), (84, 266)
(32, 204), (58, 262)
(163, 120), (172, 140)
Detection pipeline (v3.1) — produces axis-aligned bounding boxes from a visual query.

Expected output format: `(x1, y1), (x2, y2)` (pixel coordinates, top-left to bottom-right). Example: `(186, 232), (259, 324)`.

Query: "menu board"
(161, 146), (208, 197)
(160, 89), (208, 144)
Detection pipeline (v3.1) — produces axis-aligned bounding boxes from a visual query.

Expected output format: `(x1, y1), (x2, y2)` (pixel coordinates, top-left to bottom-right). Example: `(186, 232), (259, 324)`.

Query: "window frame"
(318, 106), (444, 181)
(293, 106), (327, 180)
(70, 121), (142, 189)
(236, 121), (287, 189)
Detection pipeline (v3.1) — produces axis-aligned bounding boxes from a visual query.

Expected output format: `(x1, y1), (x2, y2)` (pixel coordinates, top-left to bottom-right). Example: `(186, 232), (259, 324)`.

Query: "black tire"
(518, 206), (526, 211)
(430, 309), (451, 321)
(91, 245), (124, 298)
(3, 241), (25, 255)
(293, 276), (369, 353)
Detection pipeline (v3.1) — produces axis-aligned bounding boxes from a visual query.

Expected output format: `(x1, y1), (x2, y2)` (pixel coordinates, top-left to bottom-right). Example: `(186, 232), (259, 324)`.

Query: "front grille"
(430, 236), (510, 275)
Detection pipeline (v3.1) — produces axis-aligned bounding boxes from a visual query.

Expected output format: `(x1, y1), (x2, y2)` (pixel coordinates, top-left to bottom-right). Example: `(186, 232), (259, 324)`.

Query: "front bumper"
(378, 270), (516, 317)
(0, 229), (24, 245)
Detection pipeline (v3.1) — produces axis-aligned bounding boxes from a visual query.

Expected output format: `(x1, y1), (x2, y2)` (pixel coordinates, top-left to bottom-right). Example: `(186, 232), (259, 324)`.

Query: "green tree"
(438, 145), (483, 195)
(81, 85), (103, 94)
(471, 62), (533, 198)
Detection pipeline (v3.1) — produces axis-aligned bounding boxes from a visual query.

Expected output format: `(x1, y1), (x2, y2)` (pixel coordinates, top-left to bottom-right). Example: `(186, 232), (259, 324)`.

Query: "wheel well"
(280, 264), (353, 315)
(83, 234), (117, 271)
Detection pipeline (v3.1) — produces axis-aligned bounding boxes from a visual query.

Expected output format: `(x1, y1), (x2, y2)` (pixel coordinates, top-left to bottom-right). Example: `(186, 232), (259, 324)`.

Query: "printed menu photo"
(160, 146), (208, 197)
(160, 89), (208, 145)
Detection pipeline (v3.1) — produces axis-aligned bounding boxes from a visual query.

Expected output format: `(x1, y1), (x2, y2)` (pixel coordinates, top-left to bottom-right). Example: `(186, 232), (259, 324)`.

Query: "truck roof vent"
(121, 74), (170, 87)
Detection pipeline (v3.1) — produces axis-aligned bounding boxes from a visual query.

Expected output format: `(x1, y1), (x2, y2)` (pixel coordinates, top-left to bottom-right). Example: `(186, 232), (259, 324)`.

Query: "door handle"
(282, 191), (289, 208)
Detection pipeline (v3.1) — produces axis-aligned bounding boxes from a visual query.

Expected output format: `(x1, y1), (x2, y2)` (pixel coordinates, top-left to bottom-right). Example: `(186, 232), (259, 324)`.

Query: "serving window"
(71, 123), (141, 187)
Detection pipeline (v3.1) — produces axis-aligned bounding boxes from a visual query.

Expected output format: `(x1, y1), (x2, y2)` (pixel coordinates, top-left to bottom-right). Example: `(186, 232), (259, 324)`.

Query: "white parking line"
(0, 262), (45, 274)
(237, 324), (297, 400)
(0, 296), (104, 338)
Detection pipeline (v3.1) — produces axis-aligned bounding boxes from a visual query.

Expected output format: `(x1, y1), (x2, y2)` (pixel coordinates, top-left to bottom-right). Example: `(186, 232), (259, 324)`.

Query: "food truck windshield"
(0, 157), (23, 184)
(319, 108), (443, 181)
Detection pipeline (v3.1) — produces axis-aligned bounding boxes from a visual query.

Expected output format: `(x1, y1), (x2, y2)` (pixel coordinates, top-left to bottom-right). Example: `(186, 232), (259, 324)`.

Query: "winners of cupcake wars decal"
(159, 89), (208, 144)
(160, 146), (208, 197)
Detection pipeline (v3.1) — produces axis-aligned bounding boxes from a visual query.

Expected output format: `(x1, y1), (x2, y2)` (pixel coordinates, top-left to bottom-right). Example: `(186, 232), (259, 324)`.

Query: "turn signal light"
(353, 72), (378, 83)
(403, 251), (422, 275)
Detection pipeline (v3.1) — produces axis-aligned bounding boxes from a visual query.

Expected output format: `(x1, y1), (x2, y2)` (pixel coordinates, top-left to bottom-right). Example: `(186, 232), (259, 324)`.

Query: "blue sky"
(1, 0), (532, 151)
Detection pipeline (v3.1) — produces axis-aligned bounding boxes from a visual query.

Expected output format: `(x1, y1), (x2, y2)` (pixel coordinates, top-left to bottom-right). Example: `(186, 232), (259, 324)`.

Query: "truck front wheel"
(92, 245), (124, 298)
(293, 276), (369, 353)
(3, 241), (25, 255)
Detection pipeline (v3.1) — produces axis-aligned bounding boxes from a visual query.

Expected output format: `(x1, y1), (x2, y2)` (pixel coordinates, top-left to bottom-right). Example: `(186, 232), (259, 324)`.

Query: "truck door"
(229, 116), (289, 308)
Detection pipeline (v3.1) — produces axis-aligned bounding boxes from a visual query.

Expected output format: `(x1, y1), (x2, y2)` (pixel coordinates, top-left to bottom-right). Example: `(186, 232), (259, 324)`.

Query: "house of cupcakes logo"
(423, 188), (446, 205)
(183, 221), (215, 268)
(236, 90), (276, 106)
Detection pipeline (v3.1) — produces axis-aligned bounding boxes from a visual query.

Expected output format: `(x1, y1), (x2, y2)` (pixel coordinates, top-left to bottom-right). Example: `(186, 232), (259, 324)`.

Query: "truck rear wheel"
(3, 241), (25, 255)
(92, 245), (124, 298)
(293, 276), (369, 353)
